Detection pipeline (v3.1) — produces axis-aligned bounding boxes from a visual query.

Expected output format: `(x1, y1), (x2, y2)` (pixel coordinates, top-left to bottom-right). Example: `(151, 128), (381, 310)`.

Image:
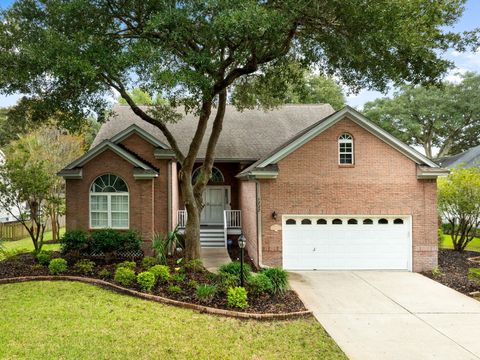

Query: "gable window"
(192, 166), (224, 184)
(338, 133), (354, 165)
(90, 174), (129, 229)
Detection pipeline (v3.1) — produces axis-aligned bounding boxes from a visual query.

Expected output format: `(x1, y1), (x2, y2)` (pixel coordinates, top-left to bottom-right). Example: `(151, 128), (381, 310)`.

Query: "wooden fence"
(0, 216), (65, 241)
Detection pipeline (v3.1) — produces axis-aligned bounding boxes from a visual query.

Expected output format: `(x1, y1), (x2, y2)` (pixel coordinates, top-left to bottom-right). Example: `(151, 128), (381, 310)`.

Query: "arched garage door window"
(90, 174), (129, 229)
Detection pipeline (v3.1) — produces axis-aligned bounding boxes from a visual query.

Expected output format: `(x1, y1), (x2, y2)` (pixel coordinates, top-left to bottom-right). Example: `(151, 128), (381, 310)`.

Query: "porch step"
(200, 228), (225, 248)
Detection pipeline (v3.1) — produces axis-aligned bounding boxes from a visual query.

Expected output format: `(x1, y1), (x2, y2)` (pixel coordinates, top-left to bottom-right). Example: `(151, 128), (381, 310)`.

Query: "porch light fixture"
(238, 234), (246, 287)
(272, 211), (278, 220)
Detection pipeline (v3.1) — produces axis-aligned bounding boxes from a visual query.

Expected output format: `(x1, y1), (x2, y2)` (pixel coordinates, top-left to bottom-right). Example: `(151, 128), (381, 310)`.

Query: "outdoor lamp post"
(238, 234), (246, 287)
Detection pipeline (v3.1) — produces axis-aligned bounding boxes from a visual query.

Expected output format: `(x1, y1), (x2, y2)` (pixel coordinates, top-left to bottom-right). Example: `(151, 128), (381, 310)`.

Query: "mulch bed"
(422, 249), (480, 295)
(227, 244), (258, 271)
(0, 252), (306, 315)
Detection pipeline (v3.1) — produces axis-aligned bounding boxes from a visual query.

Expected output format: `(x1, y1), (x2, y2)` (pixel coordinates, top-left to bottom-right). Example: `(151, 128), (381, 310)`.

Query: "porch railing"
(177, 210), (187, 228)
(224, 210), (242, 228)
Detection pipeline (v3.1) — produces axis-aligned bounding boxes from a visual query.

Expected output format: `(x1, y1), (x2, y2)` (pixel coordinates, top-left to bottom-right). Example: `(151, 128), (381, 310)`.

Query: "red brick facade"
(256, 117), (437, 272)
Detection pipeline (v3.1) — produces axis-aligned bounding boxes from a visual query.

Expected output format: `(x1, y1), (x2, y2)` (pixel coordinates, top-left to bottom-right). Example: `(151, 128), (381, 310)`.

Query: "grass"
(0, 282), (346, 360)
(439, 234), (480, 252)
(1, 228), (64, 257)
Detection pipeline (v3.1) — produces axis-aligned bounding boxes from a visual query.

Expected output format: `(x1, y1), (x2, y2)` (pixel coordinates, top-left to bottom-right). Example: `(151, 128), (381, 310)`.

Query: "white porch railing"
(224, 210), (242, 228)
(177, 210), (187, 228)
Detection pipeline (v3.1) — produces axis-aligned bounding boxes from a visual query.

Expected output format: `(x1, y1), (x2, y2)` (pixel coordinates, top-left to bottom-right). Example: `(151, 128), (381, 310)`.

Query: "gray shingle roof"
(438, 144), (480, 168)
(93, 104), (335, 160)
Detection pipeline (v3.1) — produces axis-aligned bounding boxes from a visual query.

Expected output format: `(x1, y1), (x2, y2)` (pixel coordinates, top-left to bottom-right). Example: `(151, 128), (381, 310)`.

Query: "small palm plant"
(152, 227), (183, 264)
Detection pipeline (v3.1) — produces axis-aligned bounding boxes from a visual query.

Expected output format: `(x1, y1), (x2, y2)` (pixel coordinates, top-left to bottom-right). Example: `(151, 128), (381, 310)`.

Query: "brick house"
(59, 105), (448, 272)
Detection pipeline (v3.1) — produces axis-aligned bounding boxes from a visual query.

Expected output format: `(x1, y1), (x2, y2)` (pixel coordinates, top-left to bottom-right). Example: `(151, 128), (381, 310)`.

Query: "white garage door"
(282, 215), (411, 270)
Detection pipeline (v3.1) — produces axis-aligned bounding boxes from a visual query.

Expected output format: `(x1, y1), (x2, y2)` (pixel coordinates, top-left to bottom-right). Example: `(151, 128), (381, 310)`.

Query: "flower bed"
(0, 251), (307, 315)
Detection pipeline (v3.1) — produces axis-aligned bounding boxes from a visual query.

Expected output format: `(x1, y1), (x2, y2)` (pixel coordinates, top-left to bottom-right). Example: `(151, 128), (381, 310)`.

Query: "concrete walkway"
(289, 271), (480, 360)
(200, 248), (231, 272)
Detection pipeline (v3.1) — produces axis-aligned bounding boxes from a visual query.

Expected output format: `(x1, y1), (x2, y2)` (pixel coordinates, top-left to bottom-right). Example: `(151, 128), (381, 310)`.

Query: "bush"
(35, 251), (51, 266)
(196, 284), (217, 303)
(61, 230), (90, 253)
(261, 268), (288, 294)
(116, 261), (136, 271)
(98, 268), (111, 279)
(74, 259), (96, 275)
(48, 258), (68, 275)
(137, 271), (156, 292)
(170, 273), (186, 283)
(91, 229), (120, 253)
(216, 272), (239, 293)
(149, 265), (170, 282)
(227, 287), (248, 309)
(114, 267), (136, 286)
(119, 230), (142, 252)
(219, 261), (251, 279)
(184, 259), (204, 272)
(246, 272), (273, 296)
(142, 256), (158, 270)
(168, 284), (182, 294)
(187, 279), (199, 289)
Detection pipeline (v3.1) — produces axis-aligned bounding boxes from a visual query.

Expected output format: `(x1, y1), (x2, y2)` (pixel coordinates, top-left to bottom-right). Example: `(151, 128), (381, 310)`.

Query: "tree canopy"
(0, 0), (474, 259)
(363, 72), (480, 159)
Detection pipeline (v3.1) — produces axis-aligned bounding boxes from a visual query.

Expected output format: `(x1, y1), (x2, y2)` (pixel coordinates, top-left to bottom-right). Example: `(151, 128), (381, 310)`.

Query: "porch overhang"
(236, 164), (278, 180)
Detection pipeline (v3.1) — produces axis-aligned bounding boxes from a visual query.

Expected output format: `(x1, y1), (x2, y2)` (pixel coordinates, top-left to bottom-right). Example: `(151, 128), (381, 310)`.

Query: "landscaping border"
(0, 276), (312, 320)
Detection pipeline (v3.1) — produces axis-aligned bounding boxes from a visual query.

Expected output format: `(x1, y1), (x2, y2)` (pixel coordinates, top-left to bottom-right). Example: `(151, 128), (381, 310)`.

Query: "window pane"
(91, 195), (108, 211)
(111, 212), (128, 228)
(111, 195), (128, 211)
(91, 212), (108, 228)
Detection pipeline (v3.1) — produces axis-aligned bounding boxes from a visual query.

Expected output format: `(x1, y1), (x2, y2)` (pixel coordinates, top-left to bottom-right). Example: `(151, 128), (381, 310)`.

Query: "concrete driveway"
(289, 271), (480, 360)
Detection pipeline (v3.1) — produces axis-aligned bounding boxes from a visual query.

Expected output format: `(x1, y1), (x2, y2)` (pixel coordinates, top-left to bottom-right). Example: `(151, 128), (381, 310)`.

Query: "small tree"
(438, 167), (480, 251)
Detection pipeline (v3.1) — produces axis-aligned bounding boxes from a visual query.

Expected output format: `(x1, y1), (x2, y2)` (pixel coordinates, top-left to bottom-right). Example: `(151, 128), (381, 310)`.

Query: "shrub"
(98, 268), (111, 279)
(227, 287), (248, 309)
(35, 251), (51, 266)
(261, 267), (288, 294)
(137, 271), (156, 292)
(168, 284), (182, 294)
(114, 267), (136, 286)
(119, 230), (142, 252)
(152, 229), (182, 264)
(48, 258), (68, 275)
(468, 268), (480, 281)
(149, 265), (170, 282)
(219, 261), (251, 279)
(431, 266), (443, 278)
(170, 273), (186, 283)
(184, 259), (204, 272)
(141, 256), (158, 270)
(116, 261), (136, 271)
(246, 272), (273, 296)
(196, 284), (217, 303)
(91, 229), (120, 253)
(31, 264), (44, 271)
(74, 259), (96, 275)
(216, 272), (239, 293)
(187, 279), (199, 289)
(61, 230), (90, 253)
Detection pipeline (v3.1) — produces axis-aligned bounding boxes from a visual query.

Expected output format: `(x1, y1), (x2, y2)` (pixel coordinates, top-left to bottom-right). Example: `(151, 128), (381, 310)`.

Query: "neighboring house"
(59, 105), (448, 272)
(0, 150), (21, 223)
(437, 144), (480, 169)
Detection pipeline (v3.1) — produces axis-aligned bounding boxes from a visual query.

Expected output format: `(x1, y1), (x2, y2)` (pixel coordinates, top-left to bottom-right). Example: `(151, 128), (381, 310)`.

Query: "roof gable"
(110, 124), (170, 149)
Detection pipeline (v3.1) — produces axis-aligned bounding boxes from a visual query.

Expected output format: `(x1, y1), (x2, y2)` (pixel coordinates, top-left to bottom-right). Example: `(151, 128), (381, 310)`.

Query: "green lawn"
(0, 281), (346, 360)
(2, 228), (64, 256)
(439, 234), (480, 252)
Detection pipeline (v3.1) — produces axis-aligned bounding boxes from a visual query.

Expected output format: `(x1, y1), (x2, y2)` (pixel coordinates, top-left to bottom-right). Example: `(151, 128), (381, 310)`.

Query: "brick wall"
(258, 117), (438, 272)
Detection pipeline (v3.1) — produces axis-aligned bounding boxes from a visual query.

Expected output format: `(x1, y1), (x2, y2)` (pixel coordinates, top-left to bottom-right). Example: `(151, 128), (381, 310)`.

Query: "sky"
(0, 0), (479, 109)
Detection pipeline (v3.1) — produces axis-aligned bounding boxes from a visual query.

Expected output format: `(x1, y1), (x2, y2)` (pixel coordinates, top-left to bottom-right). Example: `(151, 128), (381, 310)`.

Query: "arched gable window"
(192, 166), (224, 184)
(338, 133), (354, 165)
(90, 174), (129, 229)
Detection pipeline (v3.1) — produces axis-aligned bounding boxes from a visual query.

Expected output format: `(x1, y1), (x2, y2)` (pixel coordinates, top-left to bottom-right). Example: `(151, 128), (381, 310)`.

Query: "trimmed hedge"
(61, 229), (142, 254)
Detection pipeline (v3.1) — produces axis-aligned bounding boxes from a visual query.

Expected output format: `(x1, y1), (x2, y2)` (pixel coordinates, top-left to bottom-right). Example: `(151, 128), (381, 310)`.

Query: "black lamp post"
(238, 234), (246, 287)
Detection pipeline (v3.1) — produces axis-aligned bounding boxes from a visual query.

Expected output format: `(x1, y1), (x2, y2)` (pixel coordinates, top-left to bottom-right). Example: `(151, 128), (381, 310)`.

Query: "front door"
(201, 187), (228, 225)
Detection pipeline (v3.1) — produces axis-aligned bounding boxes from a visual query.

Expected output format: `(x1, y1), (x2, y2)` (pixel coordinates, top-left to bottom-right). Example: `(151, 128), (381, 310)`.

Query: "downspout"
(167, 160), (172, 231)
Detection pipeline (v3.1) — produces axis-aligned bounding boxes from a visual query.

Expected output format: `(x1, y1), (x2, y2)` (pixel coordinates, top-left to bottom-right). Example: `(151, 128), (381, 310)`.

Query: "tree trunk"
(179, 172), (202, 261)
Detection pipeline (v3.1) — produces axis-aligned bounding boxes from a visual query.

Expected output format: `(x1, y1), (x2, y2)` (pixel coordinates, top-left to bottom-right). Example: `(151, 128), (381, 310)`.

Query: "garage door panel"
(283, 216), (411, 270)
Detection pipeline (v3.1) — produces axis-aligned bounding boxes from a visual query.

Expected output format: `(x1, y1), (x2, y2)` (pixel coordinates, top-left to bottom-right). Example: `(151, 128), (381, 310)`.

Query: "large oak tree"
(0, 0), (474, 259)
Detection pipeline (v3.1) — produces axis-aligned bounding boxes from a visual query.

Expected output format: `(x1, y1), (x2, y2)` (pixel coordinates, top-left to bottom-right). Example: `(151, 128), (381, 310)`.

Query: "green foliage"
(137, 271), (156, 292)
(438, 167), (480, 251)
(35, 251), (51, 266)
(364, 73), (480, 159)
(196, 284), (217, 303)
(167, 284), (182, 294)
(31, 263), (44, 271)
(246, 273), (274, 296)
(141, 256), (158, 270)
(438, 228), (446, 246)
(90, 229), (120, 253)
(115, 261), (136, 271)
(216, 272), (239, 293)
(119, 230), (143, 252)
(152, 229), (182, 265)
(431, 266), (443, 278)
(74, 259), (96, 275)
(117, 88), (167, 106)
(184, 259), (204, 272)
(114, 267), (136, 286)
(61, 230), (90, 253)
(261, 268), (289, 294)
(148, 265), (170, 282)
(170, 273), (186, 284)
(187, 279), (199, 289)
(98, 268), (111, 279)
(468, 268), (480, 281)
(219, 262), (251, 279)
(48, 258), (68, 275)
(227, 287), (248, 309)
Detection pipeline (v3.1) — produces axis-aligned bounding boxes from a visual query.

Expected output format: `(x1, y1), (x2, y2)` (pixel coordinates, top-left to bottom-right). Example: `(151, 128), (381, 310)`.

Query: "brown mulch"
(0, 252), (306, 314)
(422, 249), (480, 295)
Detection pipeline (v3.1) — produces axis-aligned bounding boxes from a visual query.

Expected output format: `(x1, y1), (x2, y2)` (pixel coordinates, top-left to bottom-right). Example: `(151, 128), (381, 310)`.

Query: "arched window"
(332, 218), (343, 225)
(393, 218), (404, 224)
(317, 219), (327, 225)
(363, 219), (373, 225)
(192, 166), (224, 184)
(286, 219), (296, 225)
(378, 218), (389, 225)
(90, 174), (129, 229)
(348, 219), (358, 225)
(338, 133), (354, 165)
(301, 219), (312, 225)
